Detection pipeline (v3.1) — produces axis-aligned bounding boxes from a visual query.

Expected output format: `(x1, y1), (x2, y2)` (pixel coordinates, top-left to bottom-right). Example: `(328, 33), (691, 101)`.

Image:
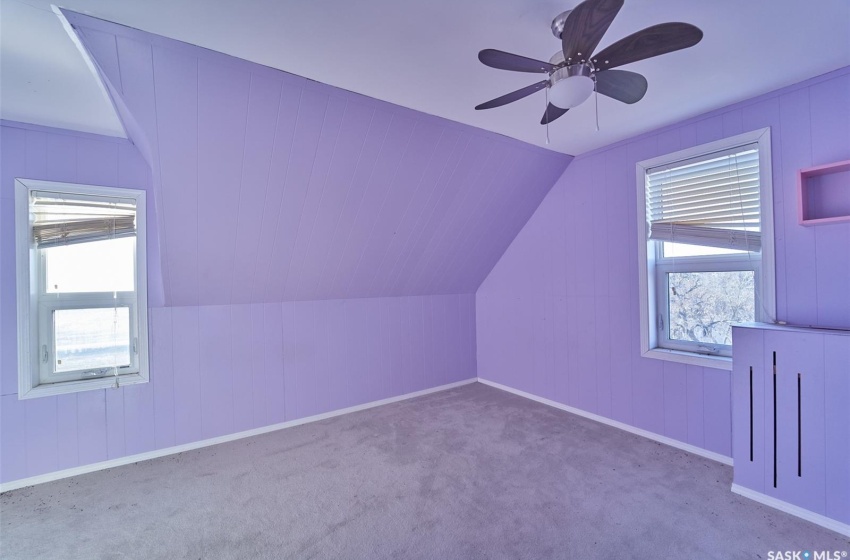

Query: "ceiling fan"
(475, 0), (703, 124)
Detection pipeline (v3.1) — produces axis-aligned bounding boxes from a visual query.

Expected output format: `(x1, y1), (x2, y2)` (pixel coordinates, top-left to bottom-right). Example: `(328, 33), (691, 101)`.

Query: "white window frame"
(636, 128), (776, 370)
(15, 179), (150, 399)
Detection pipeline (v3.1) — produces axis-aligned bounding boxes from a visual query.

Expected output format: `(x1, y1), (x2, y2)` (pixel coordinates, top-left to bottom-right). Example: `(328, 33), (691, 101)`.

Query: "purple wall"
(477, 67), (850, 459)
(64, 9), (570, 307)
(1, 297), (475, 483)
(0, 121), (477, 484)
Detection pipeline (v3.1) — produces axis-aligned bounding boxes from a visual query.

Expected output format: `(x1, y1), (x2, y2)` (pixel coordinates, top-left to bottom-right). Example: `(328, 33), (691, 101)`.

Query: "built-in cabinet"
(732, 323), (850, 533)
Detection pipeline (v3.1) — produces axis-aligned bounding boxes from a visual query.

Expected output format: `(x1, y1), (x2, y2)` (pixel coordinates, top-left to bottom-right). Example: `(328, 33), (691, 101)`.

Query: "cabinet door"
(763, 330), (826, 515)
(824, 334), (850, 525)
(732, 327), (765, 492)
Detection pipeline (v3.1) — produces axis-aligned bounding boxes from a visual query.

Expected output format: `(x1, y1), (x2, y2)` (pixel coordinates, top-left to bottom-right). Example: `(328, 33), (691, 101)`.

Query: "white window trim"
(635, 128), (776, 371)
(15, 179), (150, 399)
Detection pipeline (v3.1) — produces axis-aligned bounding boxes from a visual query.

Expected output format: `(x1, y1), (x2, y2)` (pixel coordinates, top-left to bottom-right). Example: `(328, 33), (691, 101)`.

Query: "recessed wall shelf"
(797, 160), (850, 225)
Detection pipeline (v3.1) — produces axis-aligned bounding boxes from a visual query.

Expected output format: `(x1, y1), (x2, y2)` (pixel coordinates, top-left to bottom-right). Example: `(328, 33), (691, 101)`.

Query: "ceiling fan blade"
(592, 23), (703, 70)
(475, 81), (549, 110)
(561, 0), (624, 63)
(478, 49), (555, 73)
(541, 104), (569, 125)
(594, 69), (648, 104)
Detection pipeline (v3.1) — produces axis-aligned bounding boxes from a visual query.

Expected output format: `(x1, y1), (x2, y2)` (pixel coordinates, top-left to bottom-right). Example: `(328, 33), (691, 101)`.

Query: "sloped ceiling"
(62, 10), (571, 306)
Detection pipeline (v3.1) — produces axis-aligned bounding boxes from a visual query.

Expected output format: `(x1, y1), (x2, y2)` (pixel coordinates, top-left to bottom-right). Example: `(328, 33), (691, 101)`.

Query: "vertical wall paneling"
(778, 89), (817, 325)
(229, 75), (284, 305)
(171, 306), (202, 445)
(230, 305), (256, 433)
(105, 385), (126, 460)
(153, 47), (200, 307)
(76, 390), (108, 466)
(196, 61), (251, 306)
(263, 303), (286, 424)
(55, 394), (80, 470)
(151, 307), (176, 449)
(824, 335), (850, 524)
(198, 305), (235, 439)
(0, 290), (476, 484)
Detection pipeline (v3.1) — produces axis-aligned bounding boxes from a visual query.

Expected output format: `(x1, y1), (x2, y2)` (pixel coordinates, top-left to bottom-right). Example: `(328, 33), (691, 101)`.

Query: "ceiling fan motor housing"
(548, 63), (595, 109)
(551, 10), (573, 39)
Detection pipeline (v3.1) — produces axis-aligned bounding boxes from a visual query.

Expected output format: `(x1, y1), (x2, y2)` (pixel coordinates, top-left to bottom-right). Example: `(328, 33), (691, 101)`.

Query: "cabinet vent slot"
(797, 373), (802, 478)
(773, 352), (777, 489)
(749, 366), (754, 462)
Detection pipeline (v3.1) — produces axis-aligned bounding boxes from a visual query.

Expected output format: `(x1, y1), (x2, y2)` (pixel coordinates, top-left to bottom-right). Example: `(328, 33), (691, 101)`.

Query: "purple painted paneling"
(76, 138), (119, 186)
(171, 306), (202, 445)
(254, 303), (272, 425)
(824, 335), (850, 524)
(263, 304), (286, 424)
(56, 394), (79, 470)
(632, 358), (665, 436)
(198, 306), (235, 439)
(0, 292), (475, 484)
(62, 10), (569, 305)
(123, 374), (156, 456)
(297, 102), (375, 301)
(150, 307), (176, 449)
(283, 97), (350, 302)
(0, 395), (27, 481)
(196, 62), (250, 306)
(662, 362), (688, 443)
(229, 75), (284, 305)
(230, 305), (255, 432)
(779, 89), (818, 326)
(76, 390), (107, 466)
(701, 371), (732, 457)
(477, 66), (850, 459)
(153, 47), (200, 307)
(405, 297), (427, 394)
(730, 327), (764, 492)
(105, 387), (125, 459)
(0, 198), (18, 396)
(685, 365), (705, 449)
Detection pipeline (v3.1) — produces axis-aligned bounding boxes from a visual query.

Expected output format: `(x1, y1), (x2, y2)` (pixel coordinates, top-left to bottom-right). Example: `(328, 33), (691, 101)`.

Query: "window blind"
(31, 191), (136, 249)
(646, 144), (761, 252)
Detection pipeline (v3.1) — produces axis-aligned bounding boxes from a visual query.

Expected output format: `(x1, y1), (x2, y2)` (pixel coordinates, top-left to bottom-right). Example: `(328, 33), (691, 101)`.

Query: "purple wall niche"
(63, 9), (571, 307)
(0, 121), (477, 485)
(476, 66), (850, 459)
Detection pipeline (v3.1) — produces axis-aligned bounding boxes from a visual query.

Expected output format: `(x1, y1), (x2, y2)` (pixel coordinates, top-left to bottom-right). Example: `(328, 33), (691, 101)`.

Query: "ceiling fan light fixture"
(548, 64), (594, 109)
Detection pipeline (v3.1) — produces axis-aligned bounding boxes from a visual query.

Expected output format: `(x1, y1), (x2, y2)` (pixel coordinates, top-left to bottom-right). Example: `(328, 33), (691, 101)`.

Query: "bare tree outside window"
(667, 271), (755, 346)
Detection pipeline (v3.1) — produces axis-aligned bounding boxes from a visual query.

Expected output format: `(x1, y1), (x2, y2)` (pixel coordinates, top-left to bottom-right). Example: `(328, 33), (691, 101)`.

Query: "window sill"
(18, 373), (148, 400)
(642, 347), (732, 371)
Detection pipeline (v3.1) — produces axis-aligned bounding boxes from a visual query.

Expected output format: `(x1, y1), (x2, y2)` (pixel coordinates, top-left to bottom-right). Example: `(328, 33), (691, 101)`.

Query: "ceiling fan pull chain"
(594, 79), (600, 131)
(545, 85), (551, 144)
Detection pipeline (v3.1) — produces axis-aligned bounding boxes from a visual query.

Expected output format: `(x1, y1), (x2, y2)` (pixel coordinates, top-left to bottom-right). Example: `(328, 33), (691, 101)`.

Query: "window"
(15, 179), (149, 398)
(636, 129), (775, 369)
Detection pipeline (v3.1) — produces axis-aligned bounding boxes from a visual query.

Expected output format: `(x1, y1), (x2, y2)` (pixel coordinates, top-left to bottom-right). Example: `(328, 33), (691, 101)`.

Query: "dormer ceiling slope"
(60, 10), (571, 306)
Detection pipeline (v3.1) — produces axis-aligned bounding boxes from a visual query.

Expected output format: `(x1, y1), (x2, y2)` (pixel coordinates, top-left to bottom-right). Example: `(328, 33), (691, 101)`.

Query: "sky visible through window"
(44, 238), (134, 373)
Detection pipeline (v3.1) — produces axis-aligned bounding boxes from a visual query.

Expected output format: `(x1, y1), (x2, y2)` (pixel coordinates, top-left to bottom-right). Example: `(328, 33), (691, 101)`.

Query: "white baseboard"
(477, 377), (733, 466)
(731, 484), (850, 537)
(0, 378), (476, 494)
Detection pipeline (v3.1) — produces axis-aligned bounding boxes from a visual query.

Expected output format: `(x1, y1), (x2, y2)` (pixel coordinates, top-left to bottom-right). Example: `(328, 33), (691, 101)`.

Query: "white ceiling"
(1, 0), (849, 155)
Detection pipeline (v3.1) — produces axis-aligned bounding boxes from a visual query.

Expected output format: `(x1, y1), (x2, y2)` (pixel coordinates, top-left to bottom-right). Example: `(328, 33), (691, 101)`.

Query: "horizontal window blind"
(31, 191), (136, 249)
(646, 144), (761, 252)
